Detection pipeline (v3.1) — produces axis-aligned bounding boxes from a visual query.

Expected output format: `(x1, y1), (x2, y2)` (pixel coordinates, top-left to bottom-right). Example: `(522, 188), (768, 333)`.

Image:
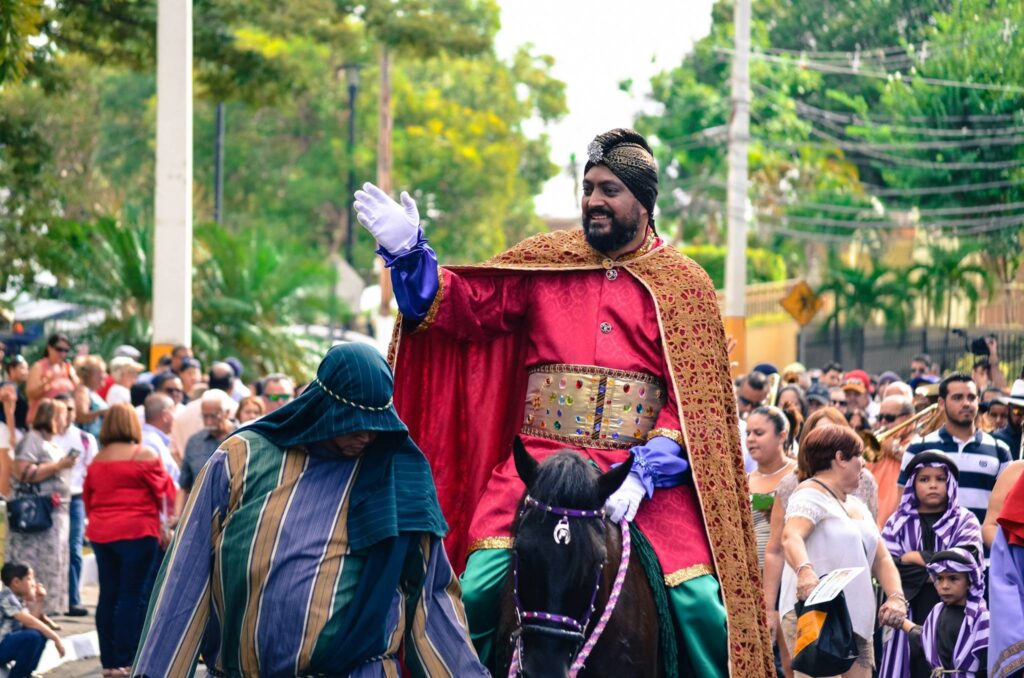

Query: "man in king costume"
(356, 128), (774, 677)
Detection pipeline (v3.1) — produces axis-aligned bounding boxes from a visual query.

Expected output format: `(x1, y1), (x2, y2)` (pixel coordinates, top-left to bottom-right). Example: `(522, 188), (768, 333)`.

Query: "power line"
(778, 210), (1024, 230)
(788, 98), (1022, 125)
(806, 126), (1024, 170)
(772, 199), (1024, 217)
(793, 105), (1024, 137)
(716, 47), (1024, 94)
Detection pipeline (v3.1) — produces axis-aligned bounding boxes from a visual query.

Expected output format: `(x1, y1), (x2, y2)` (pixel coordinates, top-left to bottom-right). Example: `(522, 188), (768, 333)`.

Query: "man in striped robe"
(133, 343), (487, 677)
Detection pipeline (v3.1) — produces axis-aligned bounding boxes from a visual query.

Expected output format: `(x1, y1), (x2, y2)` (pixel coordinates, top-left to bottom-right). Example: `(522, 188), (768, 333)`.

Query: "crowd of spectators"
(0, 336), (301, 674)
(737, 349), (1023, 677)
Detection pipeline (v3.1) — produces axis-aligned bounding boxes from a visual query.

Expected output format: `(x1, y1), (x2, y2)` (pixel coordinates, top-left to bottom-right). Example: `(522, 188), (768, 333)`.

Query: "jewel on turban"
(584, 128), (659, 226)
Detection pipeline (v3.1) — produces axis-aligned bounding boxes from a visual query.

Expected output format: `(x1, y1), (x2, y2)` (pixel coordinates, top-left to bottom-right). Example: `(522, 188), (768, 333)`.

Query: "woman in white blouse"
(781, 424), (906, 678)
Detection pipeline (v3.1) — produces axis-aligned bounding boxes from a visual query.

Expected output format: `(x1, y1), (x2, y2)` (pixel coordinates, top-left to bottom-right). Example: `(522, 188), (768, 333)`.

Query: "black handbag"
(8, 467), (54, 534)
(791, 590), (859, 677)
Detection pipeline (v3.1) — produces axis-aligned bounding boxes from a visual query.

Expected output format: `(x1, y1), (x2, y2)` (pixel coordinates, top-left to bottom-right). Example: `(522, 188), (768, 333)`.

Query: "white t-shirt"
(54, 426), (98, 495)
(106, 383), (132, 406)
(780, 486), (880, 640)
(0, 424), (23, 453)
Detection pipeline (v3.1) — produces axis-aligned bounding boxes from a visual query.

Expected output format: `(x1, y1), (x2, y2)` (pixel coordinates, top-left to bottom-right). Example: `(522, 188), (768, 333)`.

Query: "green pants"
(460, 548), (729, 677)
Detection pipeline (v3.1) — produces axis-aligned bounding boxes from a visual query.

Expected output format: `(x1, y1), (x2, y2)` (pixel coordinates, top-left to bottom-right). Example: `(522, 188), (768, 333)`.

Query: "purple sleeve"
(377, 230), (438, 325)
(629, 436), (690, 497)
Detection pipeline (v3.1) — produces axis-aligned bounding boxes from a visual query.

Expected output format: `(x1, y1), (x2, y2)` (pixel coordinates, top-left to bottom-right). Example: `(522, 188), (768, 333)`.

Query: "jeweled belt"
(521, 364), (667, 449)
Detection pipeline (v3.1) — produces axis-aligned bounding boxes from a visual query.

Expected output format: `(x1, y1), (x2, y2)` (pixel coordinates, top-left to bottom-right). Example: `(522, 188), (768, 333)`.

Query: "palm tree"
(39, 217), (333, 376)
(908, 241), (995, 372)
(192, 223), (332, 377)
(818, 257), (912, 368)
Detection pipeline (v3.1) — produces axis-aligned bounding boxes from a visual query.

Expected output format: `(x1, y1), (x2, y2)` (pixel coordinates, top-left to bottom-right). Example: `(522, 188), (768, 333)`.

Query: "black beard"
(582, 207), (641, 253)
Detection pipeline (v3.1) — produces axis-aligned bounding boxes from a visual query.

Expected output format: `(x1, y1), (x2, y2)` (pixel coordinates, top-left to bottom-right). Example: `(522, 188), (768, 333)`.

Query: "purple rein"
(508, 494), (632, 678)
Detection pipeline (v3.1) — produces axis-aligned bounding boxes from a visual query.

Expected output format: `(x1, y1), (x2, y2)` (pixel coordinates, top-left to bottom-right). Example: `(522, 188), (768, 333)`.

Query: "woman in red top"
(83, 403), (175, 678)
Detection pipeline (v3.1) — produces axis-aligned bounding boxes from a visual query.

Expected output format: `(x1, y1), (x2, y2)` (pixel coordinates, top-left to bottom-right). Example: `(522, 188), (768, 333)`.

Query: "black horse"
(496, 436), (661, 678)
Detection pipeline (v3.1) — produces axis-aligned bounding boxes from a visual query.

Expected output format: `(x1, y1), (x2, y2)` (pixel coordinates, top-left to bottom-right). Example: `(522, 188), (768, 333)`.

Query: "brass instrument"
(766, 372), (782, 408)
(860, 403), (944, 463)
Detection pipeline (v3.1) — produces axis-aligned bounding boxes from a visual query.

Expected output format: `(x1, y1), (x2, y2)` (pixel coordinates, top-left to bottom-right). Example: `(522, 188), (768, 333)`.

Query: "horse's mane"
(528, 451), (601, 509)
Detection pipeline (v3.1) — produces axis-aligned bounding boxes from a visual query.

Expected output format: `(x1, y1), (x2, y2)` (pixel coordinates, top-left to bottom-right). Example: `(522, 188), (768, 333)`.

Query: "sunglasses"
(878, 413), (903, 423)
(162, 388), (184, 396)
(266, 393), (292, 403)
(53, 346), (71, 353)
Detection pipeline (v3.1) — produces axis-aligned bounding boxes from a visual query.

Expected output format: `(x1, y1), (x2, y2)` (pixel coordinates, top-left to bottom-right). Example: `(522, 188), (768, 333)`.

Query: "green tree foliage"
(0, 0), (565, 372)
(817, 258), (911, 366)
(680, 245), (787, 288)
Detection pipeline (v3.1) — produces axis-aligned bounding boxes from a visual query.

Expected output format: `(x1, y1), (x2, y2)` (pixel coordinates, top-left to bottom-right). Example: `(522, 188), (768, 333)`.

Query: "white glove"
(603, 474), (647, 523)
(353, 182), (420, 255)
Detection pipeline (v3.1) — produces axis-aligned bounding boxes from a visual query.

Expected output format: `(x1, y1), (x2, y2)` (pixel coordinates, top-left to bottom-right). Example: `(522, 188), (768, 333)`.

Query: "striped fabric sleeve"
(404, 536), (489, 678)
(133, 450), (231, 677)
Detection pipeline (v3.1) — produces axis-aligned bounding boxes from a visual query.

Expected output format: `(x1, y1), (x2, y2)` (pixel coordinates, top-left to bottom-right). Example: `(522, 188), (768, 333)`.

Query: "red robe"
(389, 228), (774, 677)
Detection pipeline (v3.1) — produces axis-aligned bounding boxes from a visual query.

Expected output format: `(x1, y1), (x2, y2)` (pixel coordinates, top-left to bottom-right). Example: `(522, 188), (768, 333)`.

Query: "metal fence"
(801, 325), (1024, 378)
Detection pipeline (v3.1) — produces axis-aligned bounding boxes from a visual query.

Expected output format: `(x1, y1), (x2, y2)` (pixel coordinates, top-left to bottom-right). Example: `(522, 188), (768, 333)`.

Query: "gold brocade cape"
(388, 228), (774, 677)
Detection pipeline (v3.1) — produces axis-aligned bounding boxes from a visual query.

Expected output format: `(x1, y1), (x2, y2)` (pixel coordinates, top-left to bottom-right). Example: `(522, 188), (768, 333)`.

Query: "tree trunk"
(941, 291), (953, 373)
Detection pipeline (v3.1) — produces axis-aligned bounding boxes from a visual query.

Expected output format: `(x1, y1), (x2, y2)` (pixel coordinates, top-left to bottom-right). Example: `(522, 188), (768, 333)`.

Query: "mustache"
(586, 207), (613, 218)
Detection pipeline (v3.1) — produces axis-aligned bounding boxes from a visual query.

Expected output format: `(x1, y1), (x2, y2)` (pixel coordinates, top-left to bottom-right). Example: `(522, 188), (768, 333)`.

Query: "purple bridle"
(508, 494), (632, 678)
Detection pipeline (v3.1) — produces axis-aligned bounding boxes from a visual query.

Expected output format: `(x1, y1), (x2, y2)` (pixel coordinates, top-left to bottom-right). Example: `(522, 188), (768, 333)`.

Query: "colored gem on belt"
(554, 421), (562, 430)
(549, 393), (557, 403)
(612, 432), (619, 439)
(576, 379), (583, 389)
(602, 258), (613, 269)
(556, 409), (562, 417)
(606, 268), (618, 281)
(623, 403), (631, 412)
(634, 429), (642, 438)
(526, 414), (535, 424)
(559, 395), (566, 405)
(634, 417), (640, 425)
(646, 406), (655, 416)
(559, 376), (567, 389)
(576, 428), (584, 435)
(576, 415), (584, 423)
(598, 385), (606, 394)
(539, 421), (546, 429)
(636, 404), (643, 413)
(595, 423), (601, 431)
(623, 384), (630, 394)
(639, 387), (646, 397)
(566, 396), (574, 405)
(600, 322), (612, 334)
(545, 376), (552, 386)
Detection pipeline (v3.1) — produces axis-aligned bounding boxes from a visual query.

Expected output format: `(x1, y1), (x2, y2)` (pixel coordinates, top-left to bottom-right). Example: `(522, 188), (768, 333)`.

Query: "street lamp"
(343, 63), (362, 266)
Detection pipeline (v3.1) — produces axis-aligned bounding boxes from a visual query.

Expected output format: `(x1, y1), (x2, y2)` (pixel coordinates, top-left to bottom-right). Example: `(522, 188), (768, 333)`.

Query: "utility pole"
(151, 0), (193, 369)
(344, 65), (361, 265)
(214, 103), (225, 224)
(724, 0), (751, 376)
(376, 47), (395, 345)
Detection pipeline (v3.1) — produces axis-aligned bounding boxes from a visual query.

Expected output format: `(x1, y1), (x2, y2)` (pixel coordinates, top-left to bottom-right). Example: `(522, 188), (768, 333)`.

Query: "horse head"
(509, 436), (633, 677)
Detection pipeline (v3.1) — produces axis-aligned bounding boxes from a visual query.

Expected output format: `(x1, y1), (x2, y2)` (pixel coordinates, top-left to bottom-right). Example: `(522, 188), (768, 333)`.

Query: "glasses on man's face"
(163, 388), (184, 397)
(878, 413), (901, 423)
(832, 399), (847, 406)
(266, 393), (292, 403)
(53, 346), (71, 354)
(910, 367), (926, 376)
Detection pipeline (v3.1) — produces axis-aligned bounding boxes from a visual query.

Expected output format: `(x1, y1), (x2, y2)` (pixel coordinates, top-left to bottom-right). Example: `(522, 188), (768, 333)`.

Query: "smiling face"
(914, 466), (949, 512)
(581, 165), (648, 255)
(933, 571), (970, 606)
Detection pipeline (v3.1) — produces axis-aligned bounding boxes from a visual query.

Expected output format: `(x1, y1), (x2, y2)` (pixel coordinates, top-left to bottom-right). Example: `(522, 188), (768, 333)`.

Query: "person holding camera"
(970, 335), (1008, 394)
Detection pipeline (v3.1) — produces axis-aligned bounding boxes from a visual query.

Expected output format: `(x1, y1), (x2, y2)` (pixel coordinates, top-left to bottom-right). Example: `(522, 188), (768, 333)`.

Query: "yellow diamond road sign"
(780, 281), (823, 327)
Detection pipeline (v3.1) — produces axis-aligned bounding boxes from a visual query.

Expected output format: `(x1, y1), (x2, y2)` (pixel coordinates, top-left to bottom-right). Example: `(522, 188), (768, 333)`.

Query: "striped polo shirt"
(899, 426), (1011, 525)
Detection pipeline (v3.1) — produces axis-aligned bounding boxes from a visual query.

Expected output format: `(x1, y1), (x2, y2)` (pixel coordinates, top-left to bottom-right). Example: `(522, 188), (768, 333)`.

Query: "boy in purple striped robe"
(880, 452), (983, 678)
(899, 548), (990, 678)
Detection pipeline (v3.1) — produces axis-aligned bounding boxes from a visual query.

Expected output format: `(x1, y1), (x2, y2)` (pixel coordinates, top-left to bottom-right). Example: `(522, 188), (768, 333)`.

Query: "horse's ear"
(597, 454), (635, 504)
(512, 435), (538, 487)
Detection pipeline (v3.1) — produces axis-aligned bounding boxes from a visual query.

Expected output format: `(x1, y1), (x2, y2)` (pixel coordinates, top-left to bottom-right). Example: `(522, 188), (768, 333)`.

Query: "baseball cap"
(843, 369), (872, 394)
(806, 383), (831, 405)
(752, 362), (779, 376)
(113, 344), (142, 360)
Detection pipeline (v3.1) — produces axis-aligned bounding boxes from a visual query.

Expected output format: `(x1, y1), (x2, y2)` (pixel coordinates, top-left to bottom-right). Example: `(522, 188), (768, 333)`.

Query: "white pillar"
(151, 0), (193, 368)
(724, 0), (751, 375)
